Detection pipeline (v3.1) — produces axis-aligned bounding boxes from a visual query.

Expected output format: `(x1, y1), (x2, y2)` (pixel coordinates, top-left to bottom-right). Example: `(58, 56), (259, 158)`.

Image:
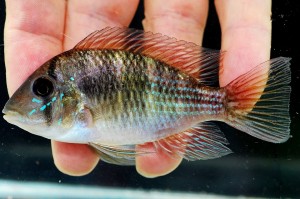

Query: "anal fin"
(89, 122), (232, 165)
(153, 122), (232, 161)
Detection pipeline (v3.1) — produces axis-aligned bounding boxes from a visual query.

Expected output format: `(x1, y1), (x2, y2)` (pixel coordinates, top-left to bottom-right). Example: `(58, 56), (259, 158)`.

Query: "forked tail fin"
(224, 57), (291, 143)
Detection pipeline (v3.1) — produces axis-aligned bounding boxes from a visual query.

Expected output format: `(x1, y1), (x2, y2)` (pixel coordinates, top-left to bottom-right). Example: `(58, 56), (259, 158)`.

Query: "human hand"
(4, 0), (271, 178)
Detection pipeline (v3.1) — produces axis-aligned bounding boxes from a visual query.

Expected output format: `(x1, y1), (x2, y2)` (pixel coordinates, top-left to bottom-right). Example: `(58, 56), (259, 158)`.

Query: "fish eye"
(32, 77), (54, 98)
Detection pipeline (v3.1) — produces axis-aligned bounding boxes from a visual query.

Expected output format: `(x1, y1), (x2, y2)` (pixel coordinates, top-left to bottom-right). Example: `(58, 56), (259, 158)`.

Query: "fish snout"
(3, 99), (19, 115)
(2, 99), (22, 122)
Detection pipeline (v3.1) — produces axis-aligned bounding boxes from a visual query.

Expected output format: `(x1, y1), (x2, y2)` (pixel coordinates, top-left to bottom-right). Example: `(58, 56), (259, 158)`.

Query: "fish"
(2, 27), (291, 165)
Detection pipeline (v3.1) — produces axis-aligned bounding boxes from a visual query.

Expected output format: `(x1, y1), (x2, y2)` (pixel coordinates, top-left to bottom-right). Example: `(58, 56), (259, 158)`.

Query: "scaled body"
(3, 27), (291, 165)
(54, 49), (225, 145)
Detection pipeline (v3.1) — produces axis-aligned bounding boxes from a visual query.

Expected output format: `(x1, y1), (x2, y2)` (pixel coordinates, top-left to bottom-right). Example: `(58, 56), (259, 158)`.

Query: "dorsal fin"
(74, 27), (222, 86)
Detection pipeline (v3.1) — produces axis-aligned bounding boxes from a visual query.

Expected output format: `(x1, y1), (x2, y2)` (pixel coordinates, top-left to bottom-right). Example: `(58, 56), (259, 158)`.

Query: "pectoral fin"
(89, 143), (154, 166)
(75, 106), (94, 128)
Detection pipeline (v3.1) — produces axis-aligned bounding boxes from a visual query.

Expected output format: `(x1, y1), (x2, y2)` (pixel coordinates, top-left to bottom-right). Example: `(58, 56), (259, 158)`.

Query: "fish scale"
(3, 27), (291, 165)
(56, 49), (226, 142)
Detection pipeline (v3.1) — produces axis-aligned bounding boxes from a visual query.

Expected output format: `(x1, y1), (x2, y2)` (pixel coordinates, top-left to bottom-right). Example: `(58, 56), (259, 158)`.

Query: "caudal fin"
(224, 57), (291, 143)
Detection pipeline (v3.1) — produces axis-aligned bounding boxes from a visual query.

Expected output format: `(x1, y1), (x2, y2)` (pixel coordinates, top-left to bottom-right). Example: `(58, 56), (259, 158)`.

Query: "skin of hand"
(4, 0), (271, 178)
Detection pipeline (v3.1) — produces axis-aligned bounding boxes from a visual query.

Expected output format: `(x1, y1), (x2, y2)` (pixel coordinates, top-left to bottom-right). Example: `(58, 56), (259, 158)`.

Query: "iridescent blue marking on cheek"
(60, 93), (65, 108)
(32, 98), (42, 104)
(40, 105), (47, 111)
(70, 77), (75, 81)
(47, 102), (51, 106)
(51, 97), (57, 102)
(29, 109), (36, 115)
(58, 117), (62, 125)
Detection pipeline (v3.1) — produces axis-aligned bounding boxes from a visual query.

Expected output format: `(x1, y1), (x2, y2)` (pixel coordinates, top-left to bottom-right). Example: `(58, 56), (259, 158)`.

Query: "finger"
(52, 0), (139, 176)
(63, 0), (139, 49)
(51, 141), (99, 176)
(137, 0), (209, 178)
(143, 0), (208, 43)
(136, 143), (182, 178)
(215, 0), (272, 86)
(51, 141), (100, 176)
(4, 0), (66, 95)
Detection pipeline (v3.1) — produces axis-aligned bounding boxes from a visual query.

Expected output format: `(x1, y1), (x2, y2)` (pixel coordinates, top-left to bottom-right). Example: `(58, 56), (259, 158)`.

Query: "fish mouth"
(3, 99), (20, 115)
(2, 104), (34, 125)
(3, 103), (15, 114)
(3, 103), (19, 120)
(3, 109), (25, 124)
(3, 102), (46, 128)
(3, 110), (42, 127)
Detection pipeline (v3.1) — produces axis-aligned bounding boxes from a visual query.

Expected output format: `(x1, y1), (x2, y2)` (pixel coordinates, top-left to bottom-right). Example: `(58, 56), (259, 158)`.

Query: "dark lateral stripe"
(42, 99), (53, 126)
(47, 58), (58, 79)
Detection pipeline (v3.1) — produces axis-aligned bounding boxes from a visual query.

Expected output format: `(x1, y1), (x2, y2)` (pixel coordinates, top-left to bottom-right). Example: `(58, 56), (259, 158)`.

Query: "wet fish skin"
(2, 27), (291, 165)
(52, 49), (227, 144)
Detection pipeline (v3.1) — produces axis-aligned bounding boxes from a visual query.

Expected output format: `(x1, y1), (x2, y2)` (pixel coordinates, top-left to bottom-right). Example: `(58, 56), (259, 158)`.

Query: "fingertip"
(143, 0), (208, 44)
(215, 0), (272, 86)
(135, 143), (182, 178)
(63, 0), (139, 49)
(51, 141), (99, 176)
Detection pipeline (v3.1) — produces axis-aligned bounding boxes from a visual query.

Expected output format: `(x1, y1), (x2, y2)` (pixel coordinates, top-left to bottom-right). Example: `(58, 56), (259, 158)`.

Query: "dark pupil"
(32, 77), (54, 97)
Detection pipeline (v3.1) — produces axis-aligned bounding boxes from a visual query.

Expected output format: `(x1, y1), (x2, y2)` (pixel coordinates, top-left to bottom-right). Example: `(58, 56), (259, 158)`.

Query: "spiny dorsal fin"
(74, 27), (222, 86)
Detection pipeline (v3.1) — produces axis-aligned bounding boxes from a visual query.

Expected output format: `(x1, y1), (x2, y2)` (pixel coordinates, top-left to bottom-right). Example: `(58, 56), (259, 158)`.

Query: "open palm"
(4, 0), (271, 178)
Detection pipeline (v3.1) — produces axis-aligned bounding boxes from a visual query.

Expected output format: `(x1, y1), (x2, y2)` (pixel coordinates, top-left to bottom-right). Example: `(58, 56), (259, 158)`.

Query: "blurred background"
(0, 1), (299, 198)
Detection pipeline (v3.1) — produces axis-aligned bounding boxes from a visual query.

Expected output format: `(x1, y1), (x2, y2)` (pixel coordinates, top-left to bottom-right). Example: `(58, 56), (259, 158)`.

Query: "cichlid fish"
(3, 27), (291, 165)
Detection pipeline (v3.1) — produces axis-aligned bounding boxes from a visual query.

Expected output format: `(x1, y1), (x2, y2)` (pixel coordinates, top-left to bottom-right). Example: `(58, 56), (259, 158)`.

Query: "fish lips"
(3, 103), (27, 124)
(2, 101), (41, 126)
